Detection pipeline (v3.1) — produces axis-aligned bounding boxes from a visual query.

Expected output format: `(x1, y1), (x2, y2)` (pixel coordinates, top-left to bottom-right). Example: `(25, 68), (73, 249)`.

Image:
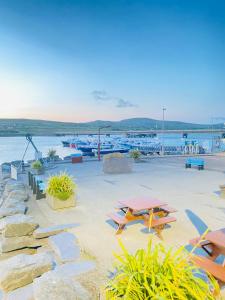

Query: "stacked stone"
(0, 179), (29, 219)
(0, 178), (95, 299)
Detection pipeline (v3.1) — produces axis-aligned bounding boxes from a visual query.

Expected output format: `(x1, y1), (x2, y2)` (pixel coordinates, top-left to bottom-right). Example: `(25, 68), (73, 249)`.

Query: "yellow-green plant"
(48, 148), (57, 158)
(106, 240), (219, 299)
(31, 160), (43, 170)
(46, 172), (76, 201)
(129, 149), (141, 160)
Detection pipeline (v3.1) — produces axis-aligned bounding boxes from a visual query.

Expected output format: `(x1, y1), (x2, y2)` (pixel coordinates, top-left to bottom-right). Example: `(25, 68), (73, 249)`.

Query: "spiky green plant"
(46, 172), (76, 201)
(106, 240), (220, 299)
(129, 150), (141, 160)
(31, 160), (43, 170)
(48, 148), (57, 159)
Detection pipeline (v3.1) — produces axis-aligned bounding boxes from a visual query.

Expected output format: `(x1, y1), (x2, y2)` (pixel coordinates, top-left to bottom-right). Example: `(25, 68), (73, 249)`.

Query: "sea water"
(0, 134), (224, 165)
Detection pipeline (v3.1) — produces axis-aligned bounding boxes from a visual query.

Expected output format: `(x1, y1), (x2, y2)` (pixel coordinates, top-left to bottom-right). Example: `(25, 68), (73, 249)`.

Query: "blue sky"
(0, 0), (224, 123)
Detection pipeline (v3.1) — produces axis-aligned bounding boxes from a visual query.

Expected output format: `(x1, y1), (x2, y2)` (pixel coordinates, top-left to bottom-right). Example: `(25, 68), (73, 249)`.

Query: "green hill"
(0, 118), (223, 136)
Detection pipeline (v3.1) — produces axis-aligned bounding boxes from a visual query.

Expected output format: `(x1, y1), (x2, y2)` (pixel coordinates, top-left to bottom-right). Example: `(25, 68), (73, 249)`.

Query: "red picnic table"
(108, 196), (177, 235)
(190, 228), (225, 285)
(190, 228), (225, 260)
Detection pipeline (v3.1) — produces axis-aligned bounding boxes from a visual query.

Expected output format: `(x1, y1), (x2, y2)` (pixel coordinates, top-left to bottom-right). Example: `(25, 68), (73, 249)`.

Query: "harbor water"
(0, 134), (224, 165)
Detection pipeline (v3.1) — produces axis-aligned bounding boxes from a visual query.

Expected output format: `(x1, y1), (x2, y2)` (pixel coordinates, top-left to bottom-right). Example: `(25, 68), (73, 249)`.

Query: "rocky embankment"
(0, 171), (95, 299)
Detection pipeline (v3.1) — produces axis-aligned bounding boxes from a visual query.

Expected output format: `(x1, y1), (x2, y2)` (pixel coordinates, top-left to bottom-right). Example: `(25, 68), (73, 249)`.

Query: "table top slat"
(119, 197), (166, 211)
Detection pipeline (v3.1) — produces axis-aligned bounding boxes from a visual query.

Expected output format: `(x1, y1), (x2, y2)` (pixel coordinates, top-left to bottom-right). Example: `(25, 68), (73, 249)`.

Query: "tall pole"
(98, 128), (101, 161)
(162, 107), (166, 155)
(211, 117), (214, 154)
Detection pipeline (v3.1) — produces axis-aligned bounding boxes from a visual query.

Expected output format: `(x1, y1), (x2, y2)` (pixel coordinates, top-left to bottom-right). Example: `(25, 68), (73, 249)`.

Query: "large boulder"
(33, 272), (90, 300)
(33, 223), (77, 239)
(0, 204), (27, 219)
(0, 252), (54, 292)
(103, 156), (133, 174)
(3, 283), (34, 300)
(6, 189), (29, 202)
(0, 214), (38, 237)
(48, 232), (79, 263)
(4, 180), (25, 194)
(0, 235), (42, 253)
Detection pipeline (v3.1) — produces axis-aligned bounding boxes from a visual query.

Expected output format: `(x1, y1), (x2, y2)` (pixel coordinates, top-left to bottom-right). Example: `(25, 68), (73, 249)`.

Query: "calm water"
(0, 134), (224, 164)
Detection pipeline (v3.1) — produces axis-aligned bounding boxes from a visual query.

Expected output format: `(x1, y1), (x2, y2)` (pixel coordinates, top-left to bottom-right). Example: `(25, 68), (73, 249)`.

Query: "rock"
(3, 198), (25, 209)
(3, 284), (33, 300)
(0, 236), (43, 253)
(0, 214), (38, 237)
(54, 261), (95, 277)
(0, 204), (27, 219)
(6, 190), (29, 202)
(48, 232), (80, 263)
(33, 223), (77, 239)
(33, 272), (90, 300)
(0, 252), (54, 292)
(4, 181), (25, 194)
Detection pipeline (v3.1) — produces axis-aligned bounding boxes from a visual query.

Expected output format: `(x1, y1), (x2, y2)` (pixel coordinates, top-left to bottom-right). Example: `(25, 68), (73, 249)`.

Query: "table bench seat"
(108, 213), (129, 234)
(192, 255), (225, 283)
(160, 205), (177, 214)
(150, 216), (177, 228)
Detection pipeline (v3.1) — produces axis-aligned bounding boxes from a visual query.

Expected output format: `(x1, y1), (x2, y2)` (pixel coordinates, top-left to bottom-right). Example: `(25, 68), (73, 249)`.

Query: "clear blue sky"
(0, 0), (224, 123)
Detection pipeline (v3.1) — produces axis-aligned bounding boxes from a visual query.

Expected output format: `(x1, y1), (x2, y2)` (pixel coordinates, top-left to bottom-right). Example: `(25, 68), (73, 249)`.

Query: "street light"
(161, 107), (166, 155)
(98, 125), (111, 161)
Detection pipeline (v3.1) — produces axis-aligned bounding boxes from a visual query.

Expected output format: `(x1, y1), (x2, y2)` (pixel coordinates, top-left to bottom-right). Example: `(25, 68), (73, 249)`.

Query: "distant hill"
(0, 118), (223, 136)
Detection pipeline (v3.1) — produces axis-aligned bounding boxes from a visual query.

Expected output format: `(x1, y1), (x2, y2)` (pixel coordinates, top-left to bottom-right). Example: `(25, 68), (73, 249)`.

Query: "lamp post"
(98, 125), (111, 161)
(161, 107), (166, 155)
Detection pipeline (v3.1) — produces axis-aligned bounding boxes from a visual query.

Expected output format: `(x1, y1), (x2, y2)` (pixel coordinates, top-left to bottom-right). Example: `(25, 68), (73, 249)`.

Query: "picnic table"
(190, 228), (225, 285)
(108, 196), (177, 235)
(190, 228), (225, 260)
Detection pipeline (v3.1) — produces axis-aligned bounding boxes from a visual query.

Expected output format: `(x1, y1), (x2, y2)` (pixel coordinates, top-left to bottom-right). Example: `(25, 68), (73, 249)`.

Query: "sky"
(0, 0), (224, 123)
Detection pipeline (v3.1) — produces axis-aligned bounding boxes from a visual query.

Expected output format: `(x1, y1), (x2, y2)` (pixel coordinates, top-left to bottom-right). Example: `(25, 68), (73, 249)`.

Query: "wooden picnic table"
(190, 228), (225, 285)
(108, 197), (177, 235)
(119, 196), (166, 211)
(190, 228), (225, 261)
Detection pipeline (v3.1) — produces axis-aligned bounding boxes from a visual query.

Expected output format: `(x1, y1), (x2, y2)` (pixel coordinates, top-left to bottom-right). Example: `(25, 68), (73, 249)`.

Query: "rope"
(17, 140), (30, 170)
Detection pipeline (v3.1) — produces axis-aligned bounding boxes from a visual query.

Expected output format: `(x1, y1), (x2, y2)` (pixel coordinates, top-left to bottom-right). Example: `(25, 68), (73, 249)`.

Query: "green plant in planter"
(46, 172), (76, 201)
(129, 149), (141, 160)
(48, 148), (57, 159)
(31, 160), (43, 171)
(106, 240), (219, 299)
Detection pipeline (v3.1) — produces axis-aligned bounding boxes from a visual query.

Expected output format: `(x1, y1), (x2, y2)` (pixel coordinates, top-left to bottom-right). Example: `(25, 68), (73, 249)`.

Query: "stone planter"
(103, 157), (133, 174)
(219, 185), (225, 199)
(47, 194), (76, 210)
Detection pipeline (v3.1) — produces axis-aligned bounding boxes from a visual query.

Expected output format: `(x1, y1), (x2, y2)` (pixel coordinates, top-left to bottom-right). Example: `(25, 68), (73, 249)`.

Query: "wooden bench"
(185, 158), (204, 170)
(192, 255), (225, 285)
(108, 213), (128, 234)
(144, 215), (176, 237)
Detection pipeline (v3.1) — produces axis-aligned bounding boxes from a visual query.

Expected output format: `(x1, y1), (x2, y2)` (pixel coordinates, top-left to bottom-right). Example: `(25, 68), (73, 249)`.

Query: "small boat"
(62, 140), (70, 147)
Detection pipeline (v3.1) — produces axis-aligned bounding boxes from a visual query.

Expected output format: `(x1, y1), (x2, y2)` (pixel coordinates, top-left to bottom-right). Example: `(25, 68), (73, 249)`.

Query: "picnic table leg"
(116, 224), (126, 235)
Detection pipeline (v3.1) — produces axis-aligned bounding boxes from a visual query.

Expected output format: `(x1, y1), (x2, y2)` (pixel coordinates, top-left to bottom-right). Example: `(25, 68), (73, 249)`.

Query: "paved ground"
(24, 155), (225, 292)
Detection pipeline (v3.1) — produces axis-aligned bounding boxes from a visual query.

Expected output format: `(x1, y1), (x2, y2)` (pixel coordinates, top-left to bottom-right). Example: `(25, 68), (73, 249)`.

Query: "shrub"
(103, 153), (125, 160)
(129, 149), (141, 160)
(48, 148), (57, 158)
(46, 172), (76, 201)
(31, 160), (43, 170)
(106, 240), (219, 299)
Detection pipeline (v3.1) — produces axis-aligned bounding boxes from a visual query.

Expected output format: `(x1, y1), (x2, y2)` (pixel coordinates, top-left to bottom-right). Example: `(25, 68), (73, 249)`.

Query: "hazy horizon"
(0, 0), (224, 123)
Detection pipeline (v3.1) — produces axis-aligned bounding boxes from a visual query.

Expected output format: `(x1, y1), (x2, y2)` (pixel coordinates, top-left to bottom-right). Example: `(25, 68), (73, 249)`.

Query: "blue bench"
(185, 158), (205, 170)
